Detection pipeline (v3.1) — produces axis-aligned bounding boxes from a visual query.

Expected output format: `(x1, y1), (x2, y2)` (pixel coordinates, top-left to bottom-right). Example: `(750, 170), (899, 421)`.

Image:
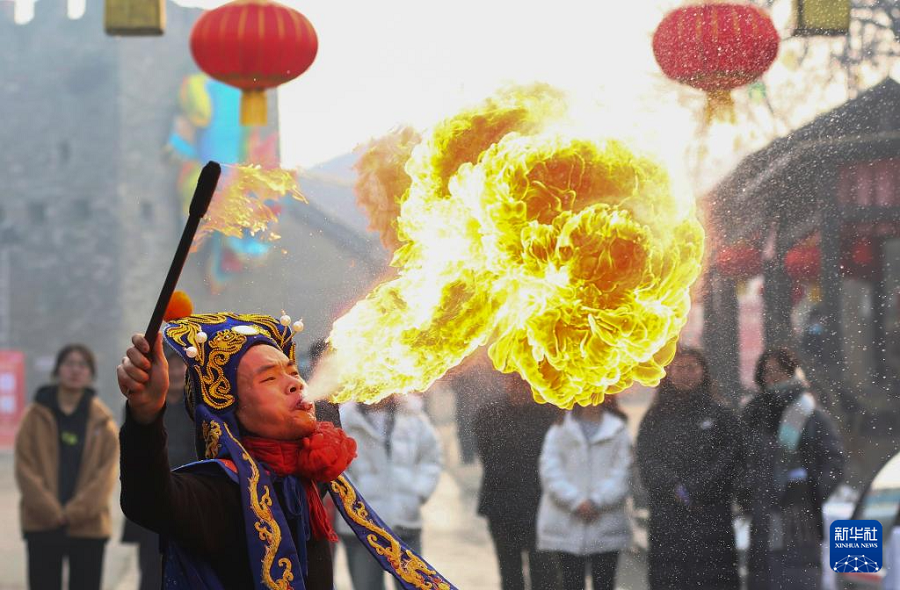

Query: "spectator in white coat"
(337, 395), (443, 590)
(537, 398), (633, 590)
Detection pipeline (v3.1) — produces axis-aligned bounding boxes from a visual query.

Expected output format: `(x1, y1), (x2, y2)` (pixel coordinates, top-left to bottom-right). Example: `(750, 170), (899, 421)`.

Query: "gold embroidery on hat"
(253, 315), (296, 362)
(166, 313), (232, 355)
(165, 313), (295, 411)
(200, 329), (246, 410)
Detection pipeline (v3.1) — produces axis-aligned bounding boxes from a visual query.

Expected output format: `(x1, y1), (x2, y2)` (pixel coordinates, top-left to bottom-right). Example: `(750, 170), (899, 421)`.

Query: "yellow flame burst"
(328, 86), (704, 408)
(193, 164), (306, 250)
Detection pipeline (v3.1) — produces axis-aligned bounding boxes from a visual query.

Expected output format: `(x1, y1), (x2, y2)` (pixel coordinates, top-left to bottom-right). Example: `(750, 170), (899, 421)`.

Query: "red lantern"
(716, 243), (762, 279)
(785, 244), (820, 282)
(785, 238), (882, 282)
(652, 3), (780, 120)
(842, 237), (879, 279)
(849, 238), (874, 266)
(190, 0), (318, 126)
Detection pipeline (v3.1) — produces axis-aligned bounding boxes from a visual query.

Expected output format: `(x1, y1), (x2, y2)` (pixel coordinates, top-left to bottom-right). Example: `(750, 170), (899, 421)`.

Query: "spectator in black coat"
(636, 347), (741, 590)
(740, 348), (844, 590)
(474, 372), (560, 590)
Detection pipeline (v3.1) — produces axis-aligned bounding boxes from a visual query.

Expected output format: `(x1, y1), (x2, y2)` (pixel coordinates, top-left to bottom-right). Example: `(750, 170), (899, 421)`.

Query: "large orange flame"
(328, 86), (704, 408)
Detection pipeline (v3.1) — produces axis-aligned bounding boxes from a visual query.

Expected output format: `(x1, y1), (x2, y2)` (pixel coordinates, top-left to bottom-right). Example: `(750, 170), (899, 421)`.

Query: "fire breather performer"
(116, 160), (456, 589)
(117, 309), (457, 590)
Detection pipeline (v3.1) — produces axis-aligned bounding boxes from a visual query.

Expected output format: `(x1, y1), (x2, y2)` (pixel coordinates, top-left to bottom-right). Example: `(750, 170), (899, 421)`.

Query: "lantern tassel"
(809, 281), (822, 303)
(241, 90), (268, 126)
(704, 89), (736, 125)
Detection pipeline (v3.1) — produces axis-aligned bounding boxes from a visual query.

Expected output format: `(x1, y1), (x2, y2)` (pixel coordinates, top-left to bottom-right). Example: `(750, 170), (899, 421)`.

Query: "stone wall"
(0, 0), (199, 405)
(0, 0), (388, 410)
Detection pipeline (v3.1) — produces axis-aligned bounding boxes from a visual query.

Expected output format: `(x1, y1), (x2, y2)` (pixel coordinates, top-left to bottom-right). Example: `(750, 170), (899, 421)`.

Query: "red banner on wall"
(0, 350), (25, 448)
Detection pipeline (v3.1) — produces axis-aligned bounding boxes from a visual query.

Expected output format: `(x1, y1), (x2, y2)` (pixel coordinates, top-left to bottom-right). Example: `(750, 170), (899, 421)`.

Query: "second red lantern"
(190, 0), (318, 126)
(653, 3), (779, 120)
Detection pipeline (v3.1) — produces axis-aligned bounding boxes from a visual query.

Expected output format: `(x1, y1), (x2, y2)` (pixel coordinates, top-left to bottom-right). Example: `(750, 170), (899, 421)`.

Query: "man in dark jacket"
(474, 371), (560, 590)
(741, 348), (844, 590)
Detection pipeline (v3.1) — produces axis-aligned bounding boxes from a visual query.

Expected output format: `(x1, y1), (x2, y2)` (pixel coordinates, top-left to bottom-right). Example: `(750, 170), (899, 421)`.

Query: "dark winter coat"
(474, 398), (558, 539)
(122, 398), (197, 544)
(120, 405), (336, 590)
(636, 391), (741, 590)
(740, 380), (844, 590)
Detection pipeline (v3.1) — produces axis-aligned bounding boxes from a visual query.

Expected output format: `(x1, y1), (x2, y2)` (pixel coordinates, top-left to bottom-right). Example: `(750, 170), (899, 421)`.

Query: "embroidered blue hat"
(162, 312), (311, 589)
(162, 312), (301, 427)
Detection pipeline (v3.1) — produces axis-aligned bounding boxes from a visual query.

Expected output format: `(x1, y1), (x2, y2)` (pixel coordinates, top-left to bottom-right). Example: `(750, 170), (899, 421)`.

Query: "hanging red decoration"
(190, 0), (318, 126)
(715, 243), (763, 279)
(784, 243), (820, 282)
(842, 237), (879, 279)
(785, 238), (881, 282)
(652, 3), (780, 121)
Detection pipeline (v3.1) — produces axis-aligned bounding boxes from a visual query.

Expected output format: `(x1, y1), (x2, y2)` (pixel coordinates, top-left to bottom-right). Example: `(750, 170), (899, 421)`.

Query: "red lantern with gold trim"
(190, 0), (318, 126)
(652, 3), (780, 121)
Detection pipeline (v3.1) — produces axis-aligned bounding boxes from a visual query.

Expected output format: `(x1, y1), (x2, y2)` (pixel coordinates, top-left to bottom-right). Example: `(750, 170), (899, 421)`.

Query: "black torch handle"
(144, 161), (221, 350)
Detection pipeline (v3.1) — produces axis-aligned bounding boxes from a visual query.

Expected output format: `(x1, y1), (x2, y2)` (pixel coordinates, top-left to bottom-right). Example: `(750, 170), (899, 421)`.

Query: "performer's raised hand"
(117, 333), (169, 424)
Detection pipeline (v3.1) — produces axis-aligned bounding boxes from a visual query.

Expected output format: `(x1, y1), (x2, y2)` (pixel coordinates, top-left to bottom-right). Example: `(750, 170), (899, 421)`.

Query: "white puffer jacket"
(537, 412), (633, 555)
(336, 399), (443, 535)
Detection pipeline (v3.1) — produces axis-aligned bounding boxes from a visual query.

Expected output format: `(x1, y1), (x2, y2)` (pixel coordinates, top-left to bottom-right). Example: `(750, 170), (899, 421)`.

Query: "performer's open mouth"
(294, 397), (314, 412)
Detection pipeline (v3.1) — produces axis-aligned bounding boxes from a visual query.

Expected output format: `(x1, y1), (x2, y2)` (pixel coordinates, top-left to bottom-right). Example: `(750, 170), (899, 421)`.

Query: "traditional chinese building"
(705, 78), (900, 481)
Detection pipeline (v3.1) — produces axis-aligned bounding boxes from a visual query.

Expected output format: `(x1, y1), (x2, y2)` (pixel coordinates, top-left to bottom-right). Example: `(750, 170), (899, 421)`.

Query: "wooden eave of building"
(709, 78), (900, 248)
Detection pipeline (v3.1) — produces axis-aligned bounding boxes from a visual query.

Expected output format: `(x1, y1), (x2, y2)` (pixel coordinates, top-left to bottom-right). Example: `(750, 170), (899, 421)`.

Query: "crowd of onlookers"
(472, 346), (844, 590)
(13, 341), (845, 590)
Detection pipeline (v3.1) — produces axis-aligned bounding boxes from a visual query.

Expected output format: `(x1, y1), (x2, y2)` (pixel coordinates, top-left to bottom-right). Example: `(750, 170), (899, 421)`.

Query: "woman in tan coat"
(15, 344), (119, 590)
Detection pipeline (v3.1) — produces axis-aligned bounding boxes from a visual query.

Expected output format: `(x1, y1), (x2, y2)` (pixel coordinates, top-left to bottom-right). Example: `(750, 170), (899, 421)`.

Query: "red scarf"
(242, 422), (357, 542)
